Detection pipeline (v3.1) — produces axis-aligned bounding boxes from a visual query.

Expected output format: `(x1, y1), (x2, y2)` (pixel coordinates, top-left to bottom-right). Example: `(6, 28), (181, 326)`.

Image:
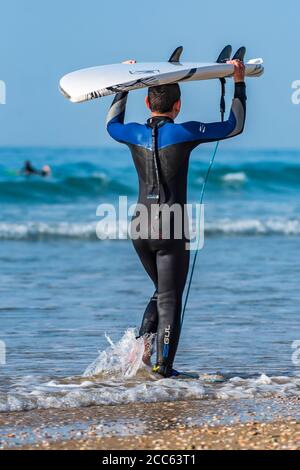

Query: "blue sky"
(0, 0), (299, 148)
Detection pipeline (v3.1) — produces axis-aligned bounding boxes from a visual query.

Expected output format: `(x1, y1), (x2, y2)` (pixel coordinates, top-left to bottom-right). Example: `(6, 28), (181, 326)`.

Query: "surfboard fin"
(232, 46), (246, 62)
(168, 46), (183, 63)
(216, 45), (232, 64)
(216, 45), (232, 121)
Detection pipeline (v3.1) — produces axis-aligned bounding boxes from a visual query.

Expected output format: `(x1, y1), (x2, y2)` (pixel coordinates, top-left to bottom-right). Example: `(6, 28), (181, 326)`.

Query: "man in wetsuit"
(106, 59), (246, 378)
(22, 160), (51, 177)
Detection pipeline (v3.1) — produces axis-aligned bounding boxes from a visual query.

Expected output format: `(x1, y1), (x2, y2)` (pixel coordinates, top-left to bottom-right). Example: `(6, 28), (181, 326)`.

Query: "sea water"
(0, 146), (299, 411)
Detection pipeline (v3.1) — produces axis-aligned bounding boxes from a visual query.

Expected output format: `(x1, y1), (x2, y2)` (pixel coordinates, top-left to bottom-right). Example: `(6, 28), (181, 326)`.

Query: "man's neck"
(151, 112), (174, 119)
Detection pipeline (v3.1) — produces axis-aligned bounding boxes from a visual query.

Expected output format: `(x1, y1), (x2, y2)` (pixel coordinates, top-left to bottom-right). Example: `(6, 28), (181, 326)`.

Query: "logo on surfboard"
(129, 70), (160, 75)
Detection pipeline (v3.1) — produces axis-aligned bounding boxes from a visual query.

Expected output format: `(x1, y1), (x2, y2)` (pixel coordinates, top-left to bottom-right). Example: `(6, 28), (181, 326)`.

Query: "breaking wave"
(0, 217), (299, 241)
(0, 330), (299, 412)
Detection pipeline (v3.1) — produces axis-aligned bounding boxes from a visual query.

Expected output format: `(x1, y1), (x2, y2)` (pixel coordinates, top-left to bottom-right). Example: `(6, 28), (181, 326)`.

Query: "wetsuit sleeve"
(181, 82), (247, 146)
(106, 92), (130, 144)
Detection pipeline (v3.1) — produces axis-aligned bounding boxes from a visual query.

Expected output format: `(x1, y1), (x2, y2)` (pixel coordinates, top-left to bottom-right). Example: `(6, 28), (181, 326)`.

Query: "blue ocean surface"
(0, 146), (299, 411)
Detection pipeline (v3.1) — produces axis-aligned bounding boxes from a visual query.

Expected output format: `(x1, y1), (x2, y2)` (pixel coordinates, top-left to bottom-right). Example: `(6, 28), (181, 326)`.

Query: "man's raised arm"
(198, 79), (246, 142)
(179, 60), (247, 146)
(106, 91), (129, 143)
(106, 59), (136, 144)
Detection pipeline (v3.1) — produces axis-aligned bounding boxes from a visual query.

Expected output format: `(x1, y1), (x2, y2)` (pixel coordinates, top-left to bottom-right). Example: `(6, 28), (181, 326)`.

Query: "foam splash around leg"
(83, 329), (147, 379)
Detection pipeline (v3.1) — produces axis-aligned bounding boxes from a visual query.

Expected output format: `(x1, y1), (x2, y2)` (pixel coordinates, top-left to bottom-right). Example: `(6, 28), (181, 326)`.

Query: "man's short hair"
(148, 83), (181, 113)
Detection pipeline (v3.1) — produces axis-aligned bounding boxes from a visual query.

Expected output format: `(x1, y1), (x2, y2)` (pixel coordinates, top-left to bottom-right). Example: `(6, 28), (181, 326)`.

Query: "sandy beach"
(23, 420), (300, 451)
(1, 398), (299, 450)
(1, 0), (300, 460)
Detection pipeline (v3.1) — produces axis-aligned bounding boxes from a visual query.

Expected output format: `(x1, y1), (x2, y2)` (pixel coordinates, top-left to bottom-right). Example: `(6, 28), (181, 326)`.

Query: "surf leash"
(180, 45), (246, 330)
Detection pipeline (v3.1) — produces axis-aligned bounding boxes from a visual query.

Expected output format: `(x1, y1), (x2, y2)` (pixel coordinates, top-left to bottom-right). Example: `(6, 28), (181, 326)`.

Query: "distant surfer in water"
(106, 59), (246, 378)
(22, 160), (51, 177)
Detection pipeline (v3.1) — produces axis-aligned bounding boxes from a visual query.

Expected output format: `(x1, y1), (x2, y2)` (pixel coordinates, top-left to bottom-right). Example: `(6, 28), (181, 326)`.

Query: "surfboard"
(59, 58), (264, 104)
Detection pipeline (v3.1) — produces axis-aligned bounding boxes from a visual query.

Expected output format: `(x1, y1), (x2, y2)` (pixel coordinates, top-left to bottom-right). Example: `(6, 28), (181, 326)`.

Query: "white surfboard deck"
(60, 59), (264, 104)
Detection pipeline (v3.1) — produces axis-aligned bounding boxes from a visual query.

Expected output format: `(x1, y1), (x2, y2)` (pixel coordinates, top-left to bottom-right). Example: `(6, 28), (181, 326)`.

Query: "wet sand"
(0, 398), (299, 450)
(23, 420), (300, 450)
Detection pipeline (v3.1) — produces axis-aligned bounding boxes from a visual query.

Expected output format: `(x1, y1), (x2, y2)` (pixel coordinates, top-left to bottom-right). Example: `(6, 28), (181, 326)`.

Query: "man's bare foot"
(142, 336), (153, 366)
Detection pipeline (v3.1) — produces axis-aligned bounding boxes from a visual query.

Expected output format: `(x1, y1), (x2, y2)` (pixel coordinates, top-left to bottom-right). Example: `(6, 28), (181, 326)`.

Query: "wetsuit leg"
(156, 239), (190, 376)
(139, 291), (158, 336)
(133, 237), (190, 375)
(132, 238), (159, 336)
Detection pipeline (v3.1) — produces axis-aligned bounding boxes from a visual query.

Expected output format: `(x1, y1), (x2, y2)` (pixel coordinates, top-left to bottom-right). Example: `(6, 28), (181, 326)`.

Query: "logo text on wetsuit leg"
(163, 325), (171, 358)
(164, 325), (171, 345)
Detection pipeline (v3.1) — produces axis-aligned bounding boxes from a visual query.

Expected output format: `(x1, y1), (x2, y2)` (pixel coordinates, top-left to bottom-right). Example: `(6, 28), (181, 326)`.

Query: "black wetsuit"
(23, 161), (48, 177)
(107, 83), (246, 377)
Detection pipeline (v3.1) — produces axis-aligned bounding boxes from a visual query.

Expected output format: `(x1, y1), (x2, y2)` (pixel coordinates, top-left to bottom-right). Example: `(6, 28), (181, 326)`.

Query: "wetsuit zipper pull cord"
(152, 125), (160, 220)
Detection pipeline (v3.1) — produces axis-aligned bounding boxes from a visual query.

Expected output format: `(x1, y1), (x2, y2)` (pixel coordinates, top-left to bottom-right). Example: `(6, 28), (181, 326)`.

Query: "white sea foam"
(216, 374), (300, 399)
(205, 217), (300, 236)
(0, 330), (299, 412)
(0, 221), (128, 240)
(0, 217), (299, 240)
(222, 172), (247, 183)
(0, 222), (97, 240)
(0, 371), (299, 412)
(83, 329), (146, 379)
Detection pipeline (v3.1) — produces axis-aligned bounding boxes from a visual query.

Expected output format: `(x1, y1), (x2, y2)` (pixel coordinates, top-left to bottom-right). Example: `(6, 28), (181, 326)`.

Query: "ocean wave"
(0, 217), (299, 241)
(0, 160), (300, 203)
(0, 222), (99, 240)
(1, 373), (299, 412)
(190, 162), (300, 191)
(0, 175), (134, 203)
(0, 330), (299, 412)
(221, 172), (247, 183)
(205, 218), (300, 236)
